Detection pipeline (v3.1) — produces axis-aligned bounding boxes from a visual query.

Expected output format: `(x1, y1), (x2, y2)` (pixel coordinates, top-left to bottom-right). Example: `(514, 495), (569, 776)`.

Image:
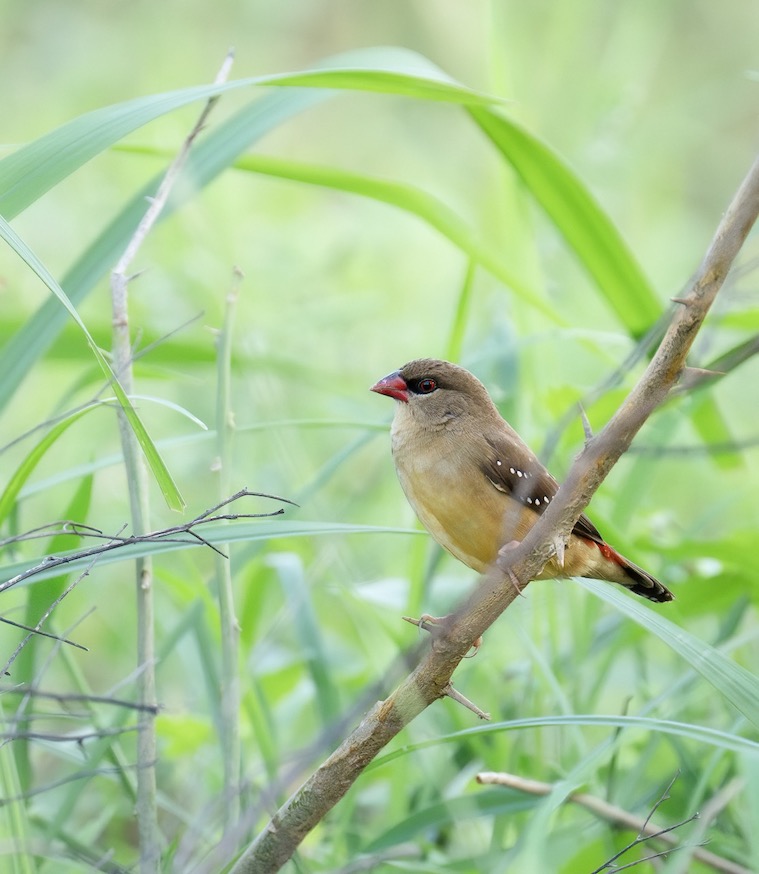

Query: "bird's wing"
(481, 434), (604, 543)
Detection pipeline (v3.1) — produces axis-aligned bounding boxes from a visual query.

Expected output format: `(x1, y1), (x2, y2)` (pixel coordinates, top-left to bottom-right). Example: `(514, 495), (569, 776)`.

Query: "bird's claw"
(497, 540), (525, 596)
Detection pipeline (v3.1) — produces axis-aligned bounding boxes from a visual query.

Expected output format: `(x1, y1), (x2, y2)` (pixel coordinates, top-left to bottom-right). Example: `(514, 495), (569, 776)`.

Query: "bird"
(371, 358), (673, 603)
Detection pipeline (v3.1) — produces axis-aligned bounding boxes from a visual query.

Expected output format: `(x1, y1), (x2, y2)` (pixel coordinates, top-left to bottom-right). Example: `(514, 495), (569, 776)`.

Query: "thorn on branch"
(442, 683), (490, 720)
(673, 365), (726, 394)
(579, 403), (594, 443)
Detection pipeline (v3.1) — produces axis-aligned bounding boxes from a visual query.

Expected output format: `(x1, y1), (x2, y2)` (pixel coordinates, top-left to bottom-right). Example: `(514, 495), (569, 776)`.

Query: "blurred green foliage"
(1, 2), (758, 873)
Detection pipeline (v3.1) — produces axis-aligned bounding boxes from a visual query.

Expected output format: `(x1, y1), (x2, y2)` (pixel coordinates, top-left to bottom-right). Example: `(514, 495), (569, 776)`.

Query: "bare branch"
(1, 560), (98, 676)
(477, 772), (750, 874)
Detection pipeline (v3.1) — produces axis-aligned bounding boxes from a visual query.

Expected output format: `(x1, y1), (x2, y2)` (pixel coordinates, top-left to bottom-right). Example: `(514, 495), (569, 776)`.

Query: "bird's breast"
(391, 424), (521, 573)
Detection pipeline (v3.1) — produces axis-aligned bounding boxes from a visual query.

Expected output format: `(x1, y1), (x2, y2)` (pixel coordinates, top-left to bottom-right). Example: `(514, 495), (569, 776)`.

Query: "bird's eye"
(416, 378), (437, 394)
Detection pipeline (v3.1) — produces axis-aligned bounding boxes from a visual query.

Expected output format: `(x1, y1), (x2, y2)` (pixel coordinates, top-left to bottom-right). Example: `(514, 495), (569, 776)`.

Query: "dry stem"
(110, 52), (233, 874)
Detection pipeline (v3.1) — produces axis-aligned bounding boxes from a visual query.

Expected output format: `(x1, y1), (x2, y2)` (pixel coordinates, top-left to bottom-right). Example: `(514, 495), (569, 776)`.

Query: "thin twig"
(0, 490), (290, 595)
(229, 153), (759, 874)
(592, 815), (701, 873)
(1, 559), (98, 677)
(0, 615), (87, 652)
(0, 520), (105, 548)
(0, 685), (161, 714)
(111, 49), (235, 282)
(0, 763), (142, 806)
(1, 725), (140, 743)
(640, 771), (679, 834)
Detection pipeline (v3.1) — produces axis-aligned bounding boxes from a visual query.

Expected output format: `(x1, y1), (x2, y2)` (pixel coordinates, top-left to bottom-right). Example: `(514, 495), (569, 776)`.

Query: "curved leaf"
(469, 106), (661, 336)
(0, 47), (501, 220)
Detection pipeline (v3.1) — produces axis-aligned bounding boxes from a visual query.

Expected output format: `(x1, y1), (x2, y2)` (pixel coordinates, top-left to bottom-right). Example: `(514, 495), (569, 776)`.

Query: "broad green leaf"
(468, 107), (661, 336)
(0, 216), (184, 511)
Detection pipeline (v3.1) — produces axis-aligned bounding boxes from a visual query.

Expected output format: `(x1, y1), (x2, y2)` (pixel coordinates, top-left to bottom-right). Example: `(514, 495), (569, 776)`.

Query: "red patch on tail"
(596, 541), (624, 566)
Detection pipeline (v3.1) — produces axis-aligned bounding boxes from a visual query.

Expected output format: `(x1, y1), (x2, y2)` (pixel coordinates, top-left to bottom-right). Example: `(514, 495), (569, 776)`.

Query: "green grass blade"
(365, 789), (534, 853)
(468, 106), (661, 336)
(14, 474), (94, 792)
(0, 216), (184, 511)
(0, 701), (34, 874)
(269, 554), (340, 725)
(578, 578), (759, 729)
(369, 714), (759, 770)
(0, 408), (92, 526)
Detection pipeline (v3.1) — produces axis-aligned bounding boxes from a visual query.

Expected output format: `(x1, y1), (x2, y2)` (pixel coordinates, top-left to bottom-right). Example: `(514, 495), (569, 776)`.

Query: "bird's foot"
(496, 540), (526, 596)
(402, 613), (482, 657)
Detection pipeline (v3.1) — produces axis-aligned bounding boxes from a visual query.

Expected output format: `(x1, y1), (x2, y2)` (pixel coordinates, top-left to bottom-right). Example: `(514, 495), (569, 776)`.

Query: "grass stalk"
(111, 270), (159, 872)
(214, 270), (243, 831)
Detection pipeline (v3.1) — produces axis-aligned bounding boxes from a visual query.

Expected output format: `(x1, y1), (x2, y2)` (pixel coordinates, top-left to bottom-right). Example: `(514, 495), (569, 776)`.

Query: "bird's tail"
(601, 545), (674, 603)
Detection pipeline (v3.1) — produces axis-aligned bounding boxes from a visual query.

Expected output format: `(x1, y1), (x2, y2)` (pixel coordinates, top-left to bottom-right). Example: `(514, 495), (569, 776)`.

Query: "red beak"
(370, 370), (409, 403)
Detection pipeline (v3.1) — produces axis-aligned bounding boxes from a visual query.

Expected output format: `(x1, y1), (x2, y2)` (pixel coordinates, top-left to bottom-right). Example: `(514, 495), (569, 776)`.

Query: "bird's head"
(370, 358), (495, 426)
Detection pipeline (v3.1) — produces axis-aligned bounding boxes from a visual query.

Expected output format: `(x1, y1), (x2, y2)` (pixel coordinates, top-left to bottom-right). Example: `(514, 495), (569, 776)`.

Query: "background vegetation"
(2, 2), (758, 872)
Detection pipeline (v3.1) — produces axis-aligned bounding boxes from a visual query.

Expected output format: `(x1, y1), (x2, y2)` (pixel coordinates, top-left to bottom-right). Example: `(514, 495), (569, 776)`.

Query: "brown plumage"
(371, 358), (673, 603)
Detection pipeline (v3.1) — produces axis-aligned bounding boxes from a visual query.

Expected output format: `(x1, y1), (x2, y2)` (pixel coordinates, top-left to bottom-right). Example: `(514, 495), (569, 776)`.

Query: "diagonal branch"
(229, 153), (759, 874)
